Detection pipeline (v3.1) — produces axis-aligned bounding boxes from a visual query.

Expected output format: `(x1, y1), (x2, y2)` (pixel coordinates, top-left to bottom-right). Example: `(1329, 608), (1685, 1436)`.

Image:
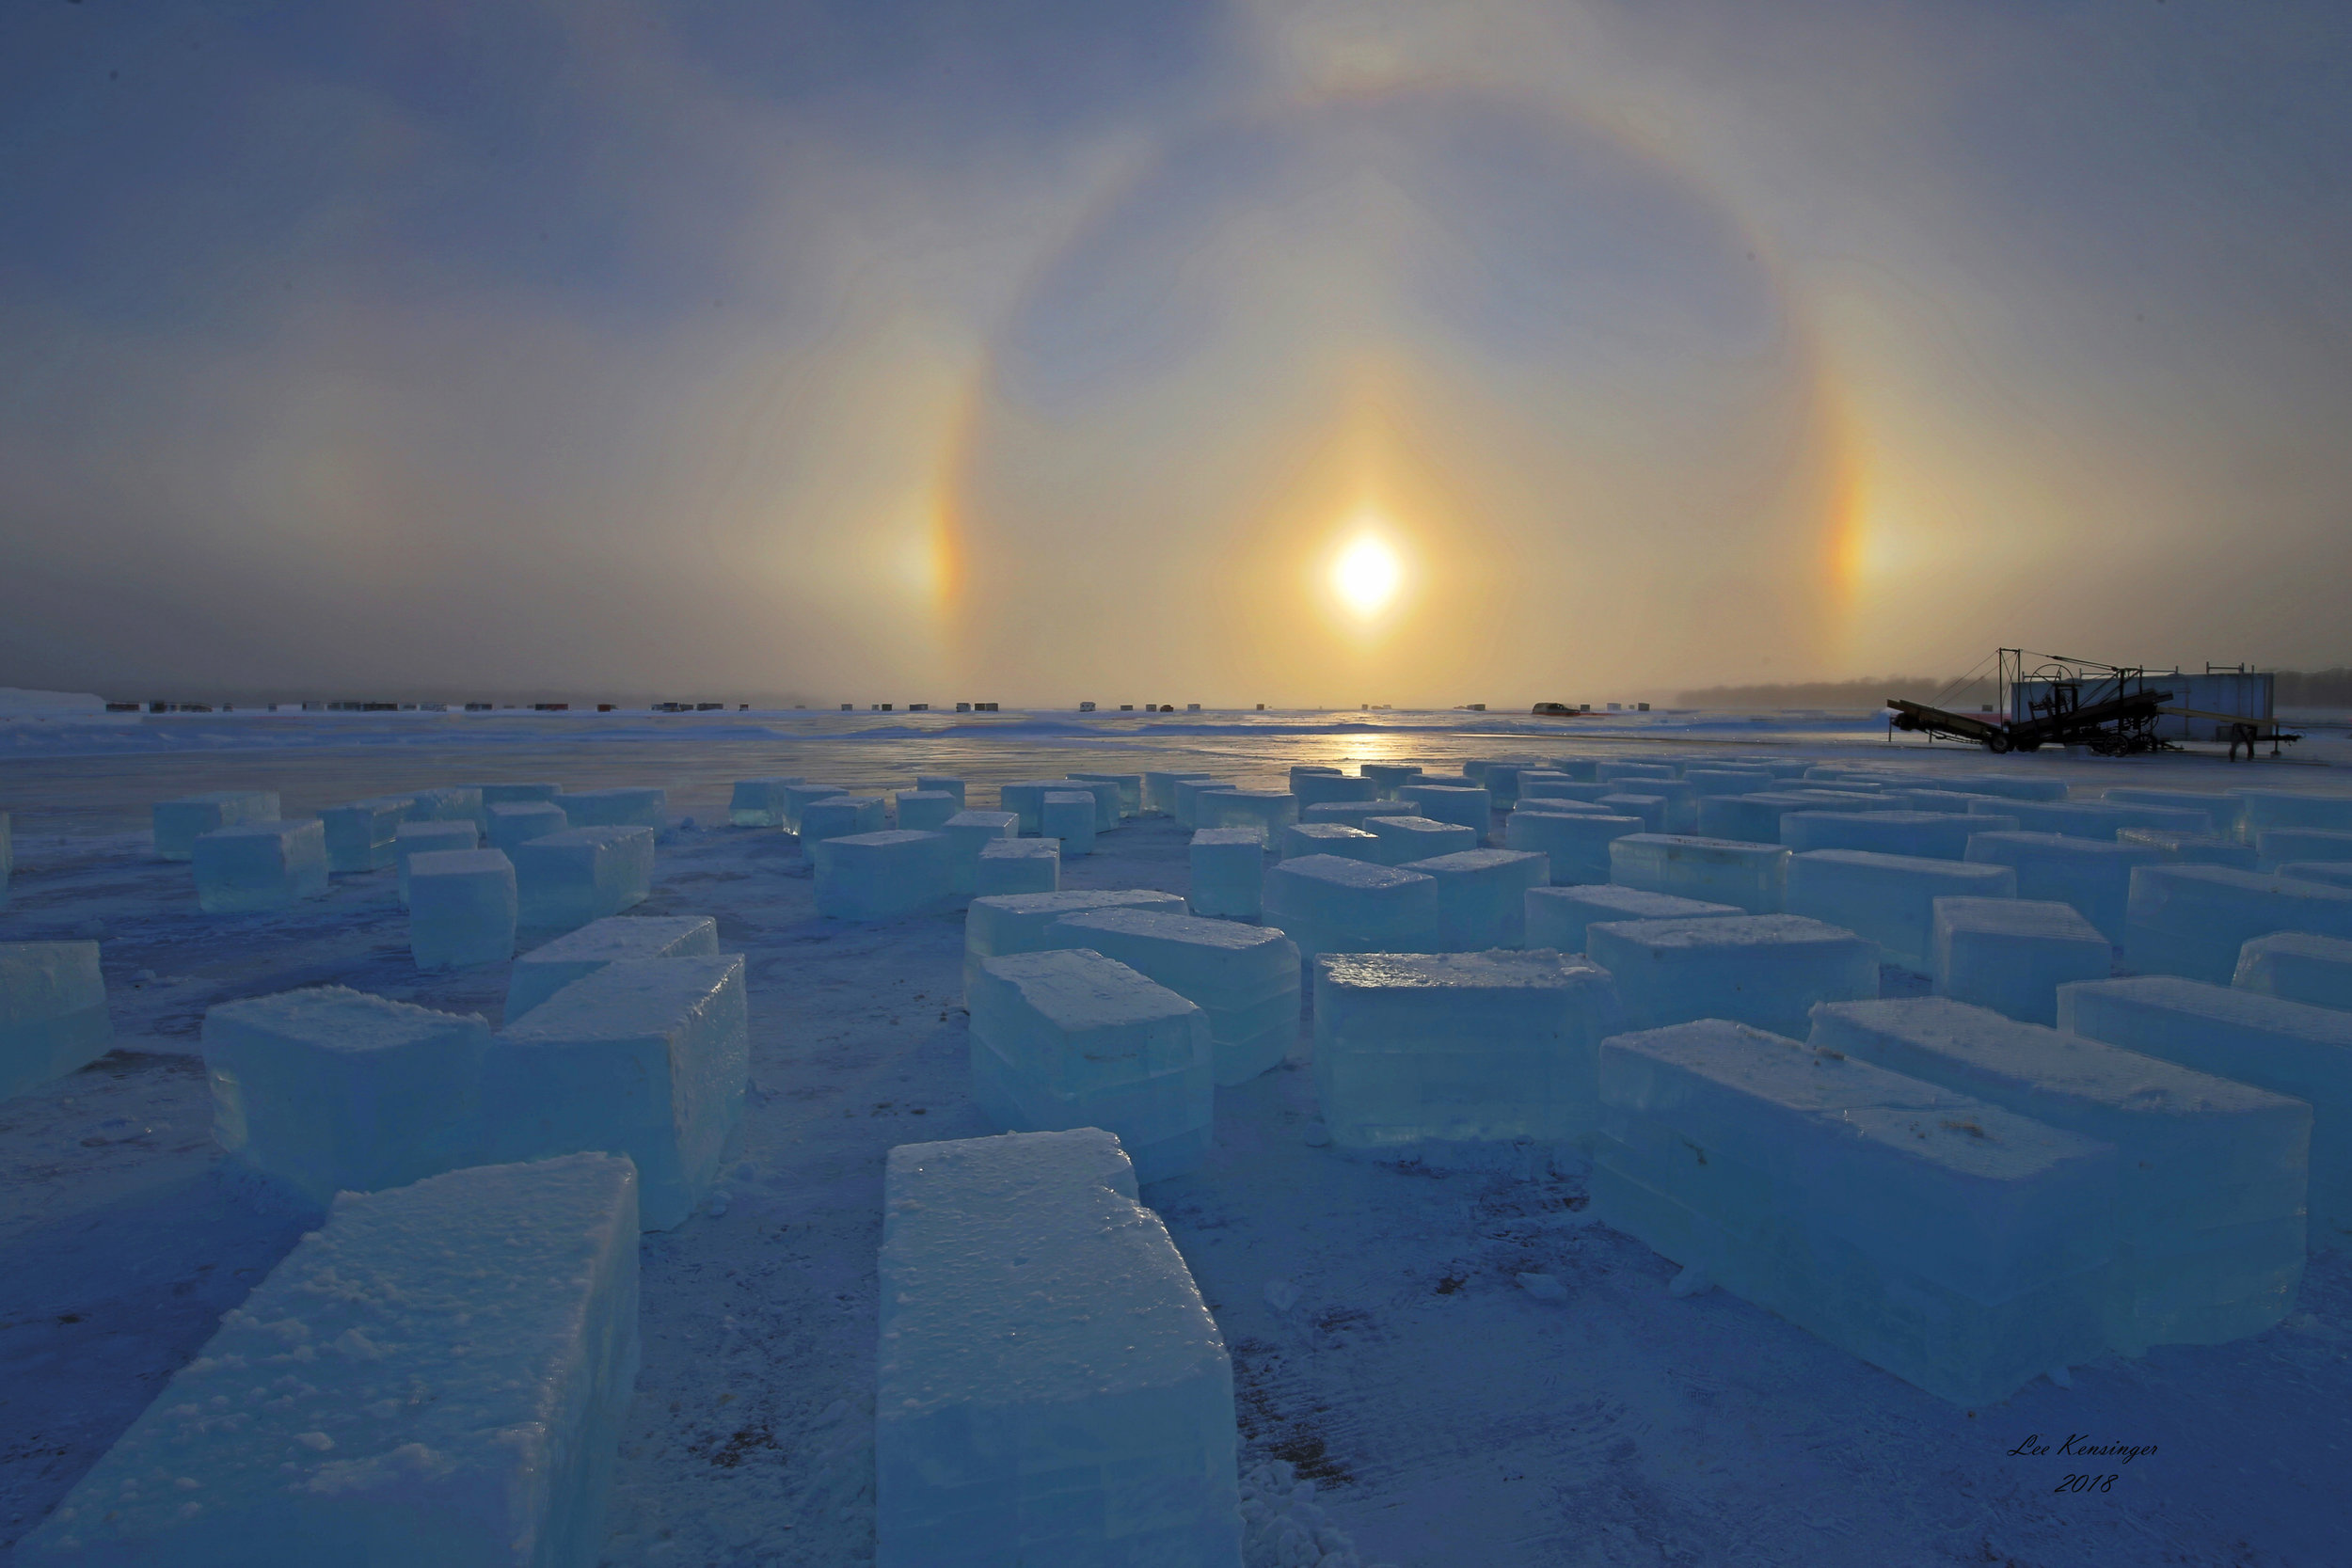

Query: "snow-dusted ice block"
(2122, 864), (2352, 982)
(817, 830), (954, 920)
(728, 776), (804, 826)
(967, 951), (1215, 1182)
(395, 819), (480, 905)
(1365, 814), (1478, 866)
(153, 790), (278, 862)
(998, 779), (1073, 835)
(1598, 793), (1667, 833)
(1587, 914), (1877, 1037)
(976, 839), (1058, 895)
(1541, 757), (1600, 783)
(964, 889), (1188, 997)
(800, 795), (888, 847)
(408, 848), (517, 971)
(1295, 771), (1375, 809)
(893, 790), (958, 832)
(19, 1152), (641, 1568)
(2257, 828), (2352, 870)
(1303, 800), (1415, 830)
(781, 782), (848, 831)
(1041, 790), (1098, 856)
(915, 774), (968, 808)
(1143, 770), (1218, 815)
(506, 915), (720, 1022)
(559, 786), (666, 830)
(319, 797), (410, 874)
(479, 781), (564, 806)
(2106, 789), (2247, 840)
(1174, 778), (1243, 831)
(194, 819), (330, 914)
(1190, 827), (1264, 919)
(1045, 909), (1300, 1085)
(0, 942), (112, 1101)
(514, 826), (656, 932)
(2116, 828), (2258, 870)
(1199, 789), (1298, 847)
(1976, 798), (2210, 841)
(1809, 997), (2307, 1349)
(1931, 898), (2110, 1025)
(875, 1131), (1241, 1568)
(1263, 857), (1438, 974)
(2235, 932), (2352, 1012)
(1513, 797), (1610, 817)
(1396, 783), (1491, 836)
(1504, 810), (1643, 885)
(1067, 771), (1140, 816)
(1594, 1021), (2116, 1406)
(941, 810), (1018, 895)
(488, 955), (748, 1230)
(2231, 789), (2352, 838)
(1057, 778), (1123, 832)
(1962, 831), (2164, 942)
(201, 987), (492, 1208)
(1359, 762), (1424, 798)
(486, 800), (568, 853)
(1610, 833), (1788, 914)
(1401, 848), (1549, 951)
(1524, 885), (1738, 954)
(405, 785), (486, 828)
(1786, 849), (2016, 971)
(2062, 976), (2352, 1245)
(1597, 761), (1676, 784)
(1782, 810), (2016, 862)
(1282, 822), (1380, 863)
(1313, 950), (1627, 1149)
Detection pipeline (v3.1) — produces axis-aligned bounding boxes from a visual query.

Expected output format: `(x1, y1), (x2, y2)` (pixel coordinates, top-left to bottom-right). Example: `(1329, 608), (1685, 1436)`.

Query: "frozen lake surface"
(3, 706), (2348, 1565)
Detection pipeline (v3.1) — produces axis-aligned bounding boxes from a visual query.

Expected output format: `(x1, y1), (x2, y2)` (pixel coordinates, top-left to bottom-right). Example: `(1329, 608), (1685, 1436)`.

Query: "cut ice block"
(1521, 781), (1620, 804)
(201, 987), (492, 1207)
(729, 776), (804, 826)
(967, 950), (1215, 1182)
(395, 819), (481, 905)
(1931, 897), (2110, 1025)
(1304, 800), (1420, 829)
(817, 830), (954, 920)
(1975, 798), (2211, 841)
(1597, 761), (1676, 784)
(2122, 863), (2352, 982)
(2231, 789), (2352, 837)
(2117, 828), (2258, 869)
(893, 790), (958, 832)
(976, 838), (1058, 895)
(1610, 833), (1788, 914)
(405, 784), (486, 827)
(2278, 861), (2352, 890)
(2106, 788), (2247, 840)
(487, 954), (748, 1229)
(1810, 996), (2307, 1349)
(1045, 908), (1300, 1085)
(1397, 783), (1492, 836)
(1963, 831), (2166, 942)
(998, 779), (1074, 834)
(1786, 849), (2016, 970)
(800, 795), (887, 847)
(1262, 857), (1439, 976)
(505, 915), (720, 1022)
(18, 1153), (641, 1568)
(1067, 772), (1139, 816)
(1143, 770), (1219, 815)
(479, 781), (565, 806)
(1540, 757), (1600, 783)
(1057, 778), (1123, 832)
(1587, 914), (1877, 1037)
(558, 786), (666, 830)
(1365, 814), (1478, 866)
(1401, 848), (1549, 951)
(1938, 776), (2069, 802)
(514, 826), (656, 932)
(1289, 764), (1342, 787)
(486, 800), (569, 853)
(1512, 797), (1610, 816)
(1781, 810), (2016, 861)
(1598, 793), (1668, 833)
(1198, 789), (1298, 846)
(2061, 975), (2352, 1245)
(1514, 770), (1573, 798)
(1313, 949), (1627, 1148)
(1594, 1021), (2116, 1406)
(1525, 885), (1738, 954)
(0, 942), (112, 1101)
(1281, 822), (1382, 862)
(1359, 762), (1425, 798)
(1683, 767), (1777, 796)
(1476, 762), (1537, 803)
(1189, 827), (1264, 919)
(964, 888), (1187, 998)
(1697, 792), (1890, 844)
(1504, 810), (1643, 885)
(2235, 931), (2352, 1012)
(407, 847), (517, 971)
(2257, 827), (2352, 870)
(152, 789), (278, 861)
(194, 819), (330, 914)
(781, 782), (849, 830)
(874, 1131), (1240, 1568)
(941, 809), (1018, 894)
(1295, 771), (1375, 808)
(1173, 778), (1243, 831)
(914, 774), (968, 808)
(319, 796), (411, 873)
(1041, 790), (1099, 856)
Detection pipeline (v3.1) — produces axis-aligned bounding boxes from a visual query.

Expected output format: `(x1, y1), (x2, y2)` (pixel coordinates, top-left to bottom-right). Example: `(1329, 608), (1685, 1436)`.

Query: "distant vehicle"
(1532, 702), (1584, 717)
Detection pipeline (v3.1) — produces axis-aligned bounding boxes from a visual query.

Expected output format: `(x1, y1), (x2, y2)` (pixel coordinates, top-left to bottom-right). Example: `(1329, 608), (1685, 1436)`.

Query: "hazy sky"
(4, 0), (2347, 705)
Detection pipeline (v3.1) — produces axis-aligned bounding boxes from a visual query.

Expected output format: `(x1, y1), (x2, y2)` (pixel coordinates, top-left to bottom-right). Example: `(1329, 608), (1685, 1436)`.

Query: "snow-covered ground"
(3, 708), (2347, 1566)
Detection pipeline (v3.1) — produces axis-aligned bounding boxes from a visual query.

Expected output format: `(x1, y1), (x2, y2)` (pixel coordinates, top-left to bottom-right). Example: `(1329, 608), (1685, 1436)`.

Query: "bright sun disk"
(1332, 535), (1402, 616)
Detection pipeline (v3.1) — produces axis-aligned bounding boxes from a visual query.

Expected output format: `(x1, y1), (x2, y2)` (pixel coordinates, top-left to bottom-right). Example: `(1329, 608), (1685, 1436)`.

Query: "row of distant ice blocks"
(154, 784), (667, 864)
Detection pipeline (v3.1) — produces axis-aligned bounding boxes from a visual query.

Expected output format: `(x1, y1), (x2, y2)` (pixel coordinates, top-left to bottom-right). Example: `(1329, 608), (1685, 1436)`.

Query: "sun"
(1331, 534), (1403, 617)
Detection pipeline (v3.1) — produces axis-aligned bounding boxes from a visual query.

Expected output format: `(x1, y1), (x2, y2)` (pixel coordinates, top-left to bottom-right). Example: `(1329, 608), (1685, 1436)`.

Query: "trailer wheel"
(1985, 732), (2011, 754)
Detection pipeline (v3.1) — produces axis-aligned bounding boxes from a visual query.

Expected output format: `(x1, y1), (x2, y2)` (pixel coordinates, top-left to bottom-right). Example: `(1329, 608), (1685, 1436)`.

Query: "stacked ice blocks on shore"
(153, 790), (279, 861)
(1786, 850), (2016, 970)
(1504, 809), (1642, 884)
(507, 915), (720, 1021)
(1525, 885), (1738, 953)
(1045, 909), (1299, 1085)
(515, 826), (656, 932)
(1, 942), (113, 1101)
(2122, 864), (2352, 981)
(966, 950), (1215, 1182)
(1263, 856), (1438, 975)
(21, 1153), (641, 1568)
(1810, 998), (2309, 1350)
(1932, 898), (2110, 1025)
(1593, 1021), (2117, 1405)
(1313, 950), (1626, 1151)
(1402, 848), (1548, 950)
(1586, 915), (1876, 1037)
(407, 847), (517, 970)
(193, 819), (330, 912)
(2235, 932), (2352, 1011)
(1610, 833), (1788, 914)
(875, 1130), (1241, 1568)
(816, 830), (953, 920)
(320, 796), (410, 872)
(1190, 828), (1264, 919)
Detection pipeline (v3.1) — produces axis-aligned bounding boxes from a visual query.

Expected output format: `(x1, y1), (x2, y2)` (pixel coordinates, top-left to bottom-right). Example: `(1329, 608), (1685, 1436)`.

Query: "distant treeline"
(2277, 669), (2352, 708)
(1679, 668), (2352, 712)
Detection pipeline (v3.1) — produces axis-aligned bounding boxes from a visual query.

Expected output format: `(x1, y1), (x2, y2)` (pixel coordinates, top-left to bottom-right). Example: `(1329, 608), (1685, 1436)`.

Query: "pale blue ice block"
(2280, 861), (2352, 889)
(1523, 781), (1620, 803)
(975, 838), (1057, 895)
(506, 916), (720, 1022)
(1504, 809), (1642, 884)
(875, 1131), (1240, 1568)
(817, 830), (954, 920)
(202, 987), (491, 1208)
(800, 795), (887, 847)
(1396, 783), (1492, 836)
(1944, 776), (2069, 802)
(194, 819), (329, 913)
(1401, 847), (1549, 950)
(914, 774), (968, 807)
(19, 1153), (641, 1568)
(319, 796), (411, 873)
(1513, 797), (1610, 816)
(1782, 810), (2016, 861)
(1684, 767), (1777, 796)
(1199, 789), (1298, 847)
(404, 784), (485, 828)
(1289, 764), (1341, 788)
(1515, 770), (1573, 798)
(1055, 777), (1121, 832)
(2116, 827), (2257, 869)
(1046, 908), (1300, 1085)
(1587, 914), (1876, 1037)
(0, 942), (111, 1101)
(1295, 771), (1376, 808)
(479, 781), (564, 805)
(1525, 884), (1738, 953)
(1597, 761), (1675, 784)
(395, 818), (480, 905)
(967, 951), (1215, 1182)
(728, 775), (804, 826)
(1143, 769), (1218, 814)
(1304, 800), (1420, 829)
(781, 782), (848, 830)
(407, 847), (517, 971)
(1931, 897), (2110, 1025)
(941, 809), (1017, 894)
(1809, 997), (2308, 1348)
(2122, 863), (2352, 981)
(1041, 790), (1098, 855)
(1610, 832), (1788, 913)
(486, 800), (568, 853)
(152, 789), (278, 861)
(1314, 950), (1626, 1149)
(892, 789), (958, 832)
(963, 888), (1186, 998)
(2230, 788), (2352, 837)
(2235, 931), (2352, 1012)
(1787, 849), (2016, 970)
(1281, 821), (1382, 862)
(558, 786), (665, 829)
(1359, 762), (1425, 797)
(1977, 798), (2210, 840)
(1173, 777), (1241, 830)
(1262, 857), (1439, 975)
(2257, 827), (2352, 870)
(1189, 827), (1264, 918)
(514, 825), (655, 932)
(2062, 974), (2352, 1246)
(2106, 788), (2247, 840)
(1697, 792), (1845, 843)
(1963, 831), (2164, 942)
(1066, 771), (1138, 816)
(1542, 756), (1600, 783)
(488, 955), (747, 1229)
(1366, 814), (1478, 865)
(1599, 793), (1668, 833)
